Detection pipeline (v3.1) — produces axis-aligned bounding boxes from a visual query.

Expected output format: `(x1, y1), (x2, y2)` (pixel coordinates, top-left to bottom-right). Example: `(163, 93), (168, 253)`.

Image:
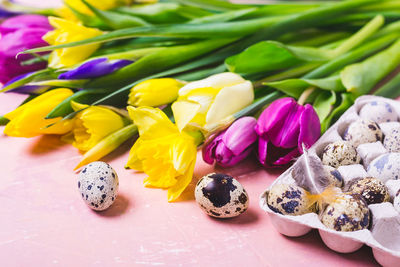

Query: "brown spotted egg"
(346, 177), (390, 205)
(343, 119), (383, 147)
(267, 183), (316, 215)
(78, 161), (119, 211)
(394, 190), (400, 214)
(195, 173), (249, 218)
(322, 141), (360, 168)
(324, 165), (344, 188)
(320, 193), (370, 231)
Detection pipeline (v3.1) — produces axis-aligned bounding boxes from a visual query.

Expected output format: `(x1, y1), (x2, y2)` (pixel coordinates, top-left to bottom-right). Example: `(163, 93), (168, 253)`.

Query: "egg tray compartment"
(259, 96), (400, 267)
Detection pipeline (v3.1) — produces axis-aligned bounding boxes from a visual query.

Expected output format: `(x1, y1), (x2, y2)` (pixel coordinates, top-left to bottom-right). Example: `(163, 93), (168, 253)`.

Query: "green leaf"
(0, 116), (10, 126)
(374, 72), (400, 98)
(65, 3), (108, 29)
(189, 8), (257, 24)
(321, 93), (354, 132)
(341, 38), (400, 96)
(313, 90), (337, 122)
(1, 69), (53, 93)
(172, 0), (254, 11)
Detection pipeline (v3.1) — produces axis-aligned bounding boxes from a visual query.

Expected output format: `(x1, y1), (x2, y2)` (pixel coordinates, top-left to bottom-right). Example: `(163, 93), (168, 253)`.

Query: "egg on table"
(346, 177), (390, 204)
(195, 173), (249, 218)
(320, 193), (370, 232)
(383, 126), (400, 153)
(359, 100), (398, 123)
(78, 161), (119, 211)
(267, 183), (316, 216)
(322, 141), (361, 168)
(368, 153), (400, 183)
(343, 119), (383, 147)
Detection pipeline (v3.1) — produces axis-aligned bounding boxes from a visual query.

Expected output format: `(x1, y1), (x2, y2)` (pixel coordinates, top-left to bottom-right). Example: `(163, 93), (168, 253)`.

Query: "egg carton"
(259, 96), (400, 267)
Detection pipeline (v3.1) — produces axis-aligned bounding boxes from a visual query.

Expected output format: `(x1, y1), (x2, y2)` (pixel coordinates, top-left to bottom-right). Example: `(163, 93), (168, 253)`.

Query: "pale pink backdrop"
(0, 1), (380, 266)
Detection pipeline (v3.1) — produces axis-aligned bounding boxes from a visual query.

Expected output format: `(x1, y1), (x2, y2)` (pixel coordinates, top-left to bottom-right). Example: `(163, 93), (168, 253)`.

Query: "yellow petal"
(126, 138), (144, 171)
(171, 100), (200, 132)
(167, 159), (196, 202)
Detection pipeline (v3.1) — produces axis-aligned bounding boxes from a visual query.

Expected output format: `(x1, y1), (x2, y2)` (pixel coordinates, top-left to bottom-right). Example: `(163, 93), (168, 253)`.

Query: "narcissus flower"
(3, 88), (74, 137)
(255, 97), (321, 167)
(43, 17), (102, 68)
(128, 78), (185, 107)
(171, 72), (254, 132)
(69, 102), (128, 152)
(202, 116), (257, 167)
(126, 106), (200, 202)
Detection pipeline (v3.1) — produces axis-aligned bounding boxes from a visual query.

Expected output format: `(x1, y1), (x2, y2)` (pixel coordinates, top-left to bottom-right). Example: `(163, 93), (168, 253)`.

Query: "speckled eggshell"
(320, 193), (370, 232)
(322, 141), (361, 168)
(383, 127), (400, 153)
(267, 183), (316, 216)
(394, 190), (400, 214)
(367, 153), (400, 183)
(324, 165), (344, 188)
(343, 119), (383, 147)
(195, 173), (249, 218)
(359, 100), (398, 123)
(346, 177), (390, 205)
(78, 161), (119, 211)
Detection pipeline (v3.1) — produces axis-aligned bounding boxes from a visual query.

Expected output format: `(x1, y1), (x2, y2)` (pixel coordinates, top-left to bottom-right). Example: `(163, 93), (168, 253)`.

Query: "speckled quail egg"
(267, 183), (316, 215)
(324, 165), (344, 188)
(343, 119), (383, 147)
(320, 193), (370, 231)
(322, 141), (361, 168)
(195, 173), (249, 218)
(359, 101), (398, 123)
(78, 161), (119, 211)
(368, 153), (400, 183)
(383, 126), (400, 153)
(346, 177), (390, 204)
(394, 190), (400, 214)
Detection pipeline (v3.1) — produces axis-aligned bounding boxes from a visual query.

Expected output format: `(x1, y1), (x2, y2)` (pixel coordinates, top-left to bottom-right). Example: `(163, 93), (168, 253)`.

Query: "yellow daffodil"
(128, 78), (185, 107)
(126, 106), (200, 202)
(4, 89), (74, 138)
(69, 102), (128, 152)
(171, 72), (254, 132)
(43, 17), (102, 68)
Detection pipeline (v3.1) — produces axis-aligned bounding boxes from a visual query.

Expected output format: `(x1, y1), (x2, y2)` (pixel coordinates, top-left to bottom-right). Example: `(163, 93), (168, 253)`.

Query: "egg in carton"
(260, 96), (400, 267)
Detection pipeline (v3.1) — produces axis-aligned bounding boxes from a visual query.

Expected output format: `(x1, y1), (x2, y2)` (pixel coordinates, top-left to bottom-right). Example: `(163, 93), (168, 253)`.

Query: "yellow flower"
(4, 89), (74, 138)
(126, 106), (199, 202)
(171, 72), (254, 132)
(43, 17), (102, 68)
(69, 102), (127, 152)
(128, 78), (185, 107)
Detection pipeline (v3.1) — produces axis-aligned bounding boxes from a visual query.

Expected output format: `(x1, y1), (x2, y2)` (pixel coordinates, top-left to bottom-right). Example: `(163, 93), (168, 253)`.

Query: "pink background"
(0, 1), (381, 266)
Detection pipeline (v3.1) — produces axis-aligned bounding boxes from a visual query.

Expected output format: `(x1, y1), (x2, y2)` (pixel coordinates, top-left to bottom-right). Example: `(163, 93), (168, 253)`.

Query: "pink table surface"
(0, 93), (380, 267)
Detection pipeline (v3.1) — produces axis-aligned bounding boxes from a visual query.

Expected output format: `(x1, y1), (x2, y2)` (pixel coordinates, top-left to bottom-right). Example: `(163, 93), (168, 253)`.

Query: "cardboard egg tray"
(259, 96), (400, 267)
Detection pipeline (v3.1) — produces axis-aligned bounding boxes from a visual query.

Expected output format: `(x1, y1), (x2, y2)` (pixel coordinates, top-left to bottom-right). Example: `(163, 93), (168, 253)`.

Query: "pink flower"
(202, 117), (257, 167)
(255, 97), (320, 167)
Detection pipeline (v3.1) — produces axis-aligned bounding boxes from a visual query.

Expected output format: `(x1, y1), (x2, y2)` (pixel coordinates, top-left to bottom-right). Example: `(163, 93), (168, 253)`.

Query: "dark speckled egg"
(322, 141), (360, 168)
(324, 165), (344, 188)
(267, 184), (316, 216)
(320, 193), (370, 232)
(343, 119), (383, 147)
(346, 177), (390, 205)
(195, 173), (249, 218)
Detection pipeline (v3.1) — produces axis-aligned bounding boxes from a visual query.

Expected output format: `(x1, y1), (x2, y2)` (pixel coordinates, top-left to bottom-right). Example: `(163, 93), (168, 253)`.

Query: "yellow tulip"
(171, 72), (254, 132)
(69, 102), (128, 152)
(128, 78), (185, 107)
(4, 89), (74, 138)
(126, 106), (200, 202)
(43, 17), (102, 68)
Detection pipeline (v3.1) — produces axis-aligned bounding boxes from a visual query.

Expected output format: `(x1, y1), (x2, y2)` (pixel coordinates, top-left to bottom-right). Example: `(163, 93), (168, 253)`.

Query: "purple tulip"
(0, 15), (51, 85)
(58, 58), (133, 80)
(202, 116), (258, 167)
(255, 97), (320, 167)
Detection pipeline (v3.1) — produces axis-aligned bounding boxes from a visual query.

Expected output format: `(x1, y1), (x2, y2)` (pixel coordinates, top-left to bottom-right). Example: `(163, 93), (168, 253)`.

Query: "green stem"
(374, 71), (400, 98)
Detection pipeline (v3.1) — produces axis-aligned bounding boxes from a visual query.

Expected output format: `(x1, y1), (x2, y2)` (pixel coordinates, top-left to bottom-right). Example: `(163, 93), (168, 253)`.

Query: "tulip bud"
(202, 116), (257, 167)
(255, 97), (320, 167)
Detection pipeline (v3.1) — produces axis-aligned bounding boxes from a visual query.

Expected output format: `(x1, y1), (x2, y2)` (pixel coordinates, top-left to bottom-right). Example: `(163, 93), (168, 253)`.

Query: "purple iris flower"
(202, 117), (258, 167)
(255, 97), (321, 167)
(3, 72), (49, 94)
(58, 58), (133, 80)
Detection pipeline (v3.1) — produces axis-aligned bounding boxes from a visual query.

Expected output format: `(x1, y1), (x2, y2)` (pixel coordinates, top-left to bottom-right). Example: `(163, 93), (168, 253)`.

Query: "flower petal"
(298, 104), (321, 152)
(223, 116), (257, 156)
(171, 100), (200, 132)
(167, 159), (196, 202)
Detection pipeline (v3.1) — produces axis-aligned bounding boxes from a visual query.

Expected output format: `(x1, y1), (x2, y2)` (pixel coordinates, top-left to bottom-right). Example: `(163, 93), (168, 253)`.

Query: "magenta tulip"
(202, 116), (257, 167)
(255, 97), (320, 167)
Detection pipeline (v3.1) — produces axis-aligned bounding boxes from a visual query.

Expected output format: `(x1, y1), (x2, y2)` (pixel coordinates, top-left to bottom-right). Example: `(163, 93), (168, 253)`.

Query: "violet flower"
(202, 116), (257, 167)
(255, 97), (320, 167)
(0, 15), (51, 84)
(58, 58), (133, 80)
(3, 72), (49, 94)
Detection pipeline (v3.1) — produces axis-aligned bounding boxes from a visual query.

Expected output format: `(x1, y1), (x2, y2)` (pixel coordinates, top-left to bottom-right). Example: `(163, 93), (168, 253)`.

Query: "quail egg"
(383, 126), (400, 153)
(267, 183), (316, 215)
(368, 153), (400, 183)
(346, 177), (390, 204)
(195, 173), (249, 218)
(320, 193), (370, 231)
(343, 119), (383, 147)
(322, 141), (361, 168)
(394, 190), (400, 214)
(324, 165), (344, 188)
(359, 101), (398, 123)
(78, 161), (119, 211)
